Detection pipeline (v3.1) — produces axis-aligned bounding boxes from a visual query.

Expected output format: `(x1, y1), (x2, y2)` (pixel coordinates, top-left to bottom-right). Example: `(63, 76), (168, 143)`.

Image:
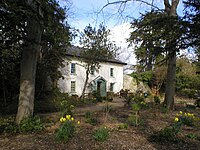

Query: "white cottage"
(58, 46), (127, 97)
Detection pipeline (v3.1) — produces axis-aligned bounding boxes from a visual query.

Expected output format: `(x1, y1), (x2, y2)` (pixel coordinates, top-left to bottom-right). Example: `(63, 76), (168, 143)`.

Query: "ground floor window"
(71, 81), (76, 92)
(110, 83), (114, 92)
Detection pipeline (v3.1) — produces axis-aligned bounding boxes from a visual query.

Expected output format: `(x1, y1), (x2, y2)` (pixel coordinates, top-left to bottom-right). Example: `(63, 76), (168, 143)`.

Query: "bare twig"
(99, 0), (161, 13)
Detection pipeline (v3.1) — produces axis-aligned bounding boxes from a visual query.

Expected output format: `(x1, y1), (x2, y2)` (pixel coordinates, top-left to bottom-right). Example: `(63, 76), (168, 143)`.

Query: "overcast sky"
(61, 0), (185, 66)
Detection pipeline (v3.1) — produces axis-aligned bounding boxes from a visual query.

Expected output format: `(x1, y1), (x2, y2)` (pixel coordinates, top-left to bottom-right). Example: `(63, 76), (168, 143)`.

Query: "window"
(110, 83), (114, 92)
(71, 63), (76, 74)
(110, 68), (114, 77)
(91, 66), (95, 75)
(71, 81), (76, 92)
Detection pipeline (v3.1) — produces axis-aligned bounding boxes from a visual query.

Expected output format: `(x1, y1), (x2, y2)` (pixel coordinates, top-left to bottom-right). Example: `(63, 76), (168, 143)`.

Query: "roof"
(66, 46), (127, 65)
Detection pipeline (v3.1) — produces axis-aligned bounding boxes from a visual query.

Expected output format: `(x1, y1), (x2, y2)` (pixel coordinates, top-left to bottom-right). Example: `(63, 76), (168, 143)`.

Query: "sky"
(61, 0), (186, 68)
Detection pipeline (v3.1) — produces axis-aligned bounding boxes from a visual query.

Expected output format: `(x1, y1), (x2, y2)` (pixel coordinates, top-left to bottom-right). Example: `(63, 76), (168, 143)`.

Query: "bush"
(86, 118), (98, 126)
(118, 123), (128, 129)
(177, 89), (197, 99)
(19, 116), (44, 133)
(132, 95), (145, 103)
(0, 116), (44, 134)
(93, 127), (109, 141)
(176, 111), (198, 127)
(106, 92), (114, 102)
(56, 115), (80, 142)
(56, 120), (75, 142)
(151, 126), (178, 142)
(128, 114), (143, 127)
(154, 96), (160, 104)
(186, 133), (199, 140)
(0, 117), (18, 134)
(84, 111), (98, 126)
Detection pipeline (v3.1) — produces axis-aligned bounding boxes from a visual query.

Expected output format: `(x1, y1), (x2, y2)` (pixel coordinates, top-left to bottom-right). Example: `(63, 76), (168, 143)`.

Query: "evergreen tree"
(79, 24), (118, 98)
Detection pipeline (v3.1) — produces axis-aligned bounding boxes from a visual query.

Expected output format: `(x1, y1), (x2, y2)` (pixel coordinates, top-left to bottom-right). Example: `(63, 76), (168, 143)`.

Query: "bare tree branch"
(99, 0), (161, 13)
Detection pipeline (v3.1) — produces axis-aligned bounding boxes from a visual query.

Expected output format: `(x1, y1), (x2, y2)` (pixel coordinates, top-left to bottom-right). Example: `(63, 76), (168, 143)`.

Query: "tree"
(183, 0), (200, 69)
(129, 11), (167, 72)
(1, 0), (71, 124)
(0, 1), (24, 107)
(79, 24), (118, 98)
(101, 0), (185, 109)
(15, 0), (44, 124)
(36, 1), (71, 98)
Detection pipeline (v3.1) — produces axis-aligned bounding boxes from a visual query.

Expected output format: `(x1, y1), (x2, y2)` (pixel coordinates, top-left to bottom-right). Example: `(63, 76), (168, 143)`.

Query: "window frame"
(110, 83), (114, 92)
(90, 66), (95, 75)
(110, 68), (114, 77)
(71, 63), (76, 74)
(71, 81), (76, 92)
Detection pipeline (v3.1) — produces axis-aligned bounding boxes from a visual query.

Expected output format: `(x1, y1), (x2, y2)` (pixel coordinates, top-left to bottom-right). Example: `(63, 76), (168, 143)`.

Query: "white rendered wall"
(57, 57), (125, 96)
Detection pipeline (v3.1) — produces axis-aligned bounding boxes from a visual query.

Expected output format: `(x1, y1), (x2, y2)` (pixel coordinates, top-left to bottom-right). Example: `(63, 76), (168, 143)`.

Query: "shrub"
(85, 111), (92, 119)
(160, 106), (168, 114)
(132, 95), (145, 103)
(106, 92), (114, 102)
(86, 118), (98, 126)
(93, 127), (109, 141)
(56, 120), (75, 142)
(56, 115), (80, 142)
(19, 116), (44, 133)
(151, 116), (182, 143)
(0, 117), (18, 134)
(128, 114), (143, 127)
(118, 123), (128, 129)
(154, 96), (160, 104)
(103, 103), (112, 114)
(186, 133), (199, 140)
(151, 126), (178, 142)
(176, 111), (198, 127)
(84, 111), (98, 126)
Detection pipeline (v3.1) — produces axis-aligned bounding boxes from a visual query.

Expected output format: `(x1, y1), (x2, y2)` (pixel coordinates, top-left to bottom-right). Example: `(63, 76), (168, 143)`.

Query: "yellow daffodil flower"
(179, 111), (182, 114)
(77, 121), (80, 124)
(174, 117), (179, 122)
(66, 115), (71, 120)
(71, 117), (74, 121)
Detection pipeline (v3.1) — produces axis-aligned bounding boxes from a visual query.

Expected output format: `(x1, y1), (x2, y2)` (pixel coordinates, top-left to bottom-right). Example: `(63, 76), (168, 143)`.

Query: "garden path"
(74, 97), (125, 114)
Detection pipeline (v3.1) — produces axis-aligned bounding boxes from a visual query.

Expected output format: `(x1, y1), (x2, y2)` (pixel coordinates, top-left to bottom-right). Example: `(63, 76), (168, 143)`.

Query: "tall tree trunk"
(16, 0), (43, 124)
(163, 0), (180, 110)
(80, 65), (90, 99)
(164, 51), (176, 109)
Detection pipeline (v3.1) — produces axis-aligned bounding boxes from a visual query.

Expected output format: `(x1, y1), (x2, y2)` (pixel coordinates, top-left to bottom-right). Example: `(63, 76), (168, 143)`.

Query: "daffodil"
(71, 117), (74, 121)
(179, 111), (182, 114)
(77, 121), (80, 124)
(63, 118), (66, 122)
(60, 117), (64, 122)
(174, 117), (179, 122)
(66, 115), (71, 120)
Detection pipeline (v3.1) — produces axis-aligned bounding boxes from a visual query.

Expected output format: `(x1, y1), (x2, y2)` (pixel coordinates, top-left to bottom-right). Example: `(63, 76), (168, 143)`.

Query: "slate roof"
(66, 46), (127, 65)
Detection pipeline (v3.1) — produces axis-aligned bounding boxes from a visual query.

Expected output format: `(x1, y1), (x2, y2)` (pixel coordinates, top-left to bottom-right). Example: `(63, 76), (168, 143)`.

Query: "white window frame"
(110, 68), (114, 77)
(71, 63), (76, 74)
(71, 81), (76, 92)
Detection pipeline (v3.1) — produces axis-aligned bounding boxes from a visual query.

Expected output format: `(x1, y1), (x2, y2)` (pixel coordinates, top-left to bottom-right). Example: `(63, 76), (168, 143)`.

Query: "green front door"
(97, 79), (106, 97)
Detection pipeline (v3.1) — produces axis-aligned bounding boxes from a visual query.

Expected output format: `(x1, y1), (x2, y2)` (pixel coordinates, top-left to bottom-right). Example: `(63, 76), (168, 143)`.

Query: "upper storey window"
(71, 63), (76, 74)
